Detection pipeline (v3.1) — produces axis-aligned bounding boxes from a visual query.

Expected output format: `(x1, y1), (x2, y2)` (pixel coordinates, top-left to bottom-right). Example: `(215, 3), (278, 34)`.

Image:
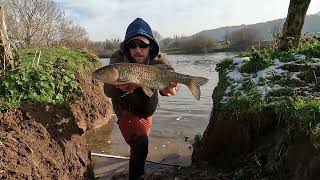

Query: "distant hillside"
(193, 12), (320, 41)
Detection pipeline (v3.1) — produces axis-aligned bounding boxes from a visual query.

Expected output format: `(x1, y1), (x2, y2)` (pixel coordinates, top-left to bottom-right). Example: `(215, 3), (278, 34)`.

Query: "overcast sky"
(53, 0), (320, 41)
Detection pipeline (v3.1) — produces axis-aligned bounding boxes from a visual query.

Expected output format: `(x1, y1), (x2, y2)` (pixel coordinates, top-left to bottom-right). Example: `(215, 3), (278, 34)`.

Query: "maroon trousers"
(118, 111), (152, 146)
(117, 111), (152, 179)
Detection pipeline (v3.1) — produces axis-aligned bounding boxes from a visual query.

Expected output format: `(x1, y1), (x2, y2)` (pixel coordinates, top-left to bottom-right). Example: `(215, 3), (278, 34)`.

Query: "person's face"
(128, 39), (150, 64)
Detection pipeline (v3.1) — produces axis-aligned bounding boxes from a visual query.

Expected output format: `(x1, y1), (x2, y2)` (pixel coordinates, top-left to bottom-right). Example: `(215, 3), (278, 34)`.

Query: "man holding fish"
(93, 18), (208, 180)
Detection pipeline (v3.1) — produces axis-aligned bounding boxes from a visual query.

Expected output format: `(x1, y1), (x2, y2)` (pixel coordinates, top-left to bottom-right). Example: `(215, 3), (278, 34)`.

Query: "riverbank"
(162, 41), (269, 55)
(0, 48), (113, 179)
(193, 37), (320, 179)
(88, 52), (235, 179)
(95, 45), (243, 57)
(163, 47), (241, 55)
(93, 37), (320, 180)
(1, 40), (319, 179)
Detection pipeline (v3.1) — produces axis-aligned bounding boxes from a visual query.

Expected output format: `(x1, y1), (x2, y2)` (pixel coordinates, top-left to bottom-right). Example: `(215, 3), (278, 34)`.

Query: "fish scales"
(92, 63), (209, 100)
(117, 64), (170, 89)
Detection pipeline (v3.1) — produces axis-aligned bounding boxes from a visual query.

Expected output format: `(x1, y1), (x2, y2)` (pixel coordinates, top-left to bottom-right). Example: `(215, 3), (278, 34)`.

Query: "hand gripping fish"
(92, 63), (209, 100)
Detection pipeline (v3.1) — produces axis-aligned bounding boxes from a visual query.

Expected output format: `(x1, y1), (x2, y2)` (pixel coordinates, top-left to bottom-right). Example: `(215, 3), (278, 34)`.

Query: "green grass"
(192, 133), (203, 151)
(0, 48), (101, 111)
(216, 36), (320, 144)
(241, 36), (320, 62)
(240, 49), (274, 74)
(295, 36), (320, 58)
(273, 97), (320, 145)
(213, 58), (234, 108)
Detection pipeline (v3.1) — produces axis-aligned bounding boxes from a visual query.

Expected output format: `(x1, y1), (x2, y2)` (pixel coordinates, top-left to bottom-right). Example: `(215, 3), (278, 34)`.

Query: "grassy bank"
(163, 47), (247, 55)
(0, 48), (101, 111)
(215, 37), (320, 144)
(162, 43), (261, 55)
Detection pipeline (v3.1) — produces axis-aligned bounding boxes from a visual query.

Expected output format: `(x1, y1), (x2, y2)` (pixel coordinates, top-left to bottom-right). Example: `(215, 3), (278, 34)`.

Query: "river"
(85, 52), (238, 175)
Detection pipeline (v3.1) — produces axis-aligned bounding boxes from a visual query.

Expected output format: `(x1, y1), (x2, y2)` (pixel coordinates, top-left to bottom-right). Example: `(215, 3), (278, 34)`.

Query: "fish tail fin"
(186, 76), (209, 100)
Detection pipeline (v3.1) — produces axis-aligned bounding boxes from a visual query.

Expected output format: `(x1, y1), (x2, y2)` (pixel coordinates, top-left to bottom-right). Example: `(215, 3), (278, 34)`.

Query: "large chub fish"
(92, 63), (209, 100)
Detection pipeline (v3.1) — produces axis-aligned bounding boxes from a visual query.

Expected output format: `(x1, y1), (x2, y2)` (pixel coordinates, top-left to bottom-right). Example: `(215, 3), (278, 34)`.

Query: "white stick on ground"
(91, 152), (129, 160)
(32, 50), (38, 68)
(91, 152), (181, 167)
(36, 50), (41, 67)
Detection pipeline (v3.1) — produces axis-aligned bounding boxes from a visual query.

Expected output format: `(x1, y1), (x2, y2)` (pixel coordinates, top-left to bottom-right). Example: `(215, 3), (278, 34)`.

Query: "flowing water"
(86, 52), (238, 173)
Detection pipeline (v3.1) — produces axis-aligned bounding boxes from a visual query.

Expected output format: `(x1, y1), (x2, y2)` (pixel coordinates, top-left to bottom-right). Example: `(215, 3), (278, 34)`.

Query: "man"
(103, 17), (180, 179)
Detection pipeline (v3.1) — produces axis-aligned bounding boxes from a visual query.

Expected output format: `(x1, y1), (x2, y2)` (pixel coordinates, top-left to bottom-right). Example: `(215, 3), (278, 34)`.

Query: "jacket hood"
(121, 18), (160, 61)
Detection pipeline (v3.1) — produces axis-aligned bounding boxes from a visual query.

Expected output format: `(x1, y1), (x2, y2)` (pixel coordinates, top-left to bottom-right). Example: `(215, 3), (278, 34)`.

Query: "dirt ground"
(0, 102), (93, 179)
(0, 76), (113, 179)
(1, 74), (319, 180)
(71, 76), (113, 131)
(93, 154), (274, 180)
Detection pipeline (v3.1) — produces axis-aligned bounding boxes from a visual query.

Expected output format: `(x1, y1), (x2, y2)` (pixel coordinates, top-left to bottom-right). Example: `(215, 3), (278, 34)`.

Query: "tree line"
(159, 27), (264, 53)
(3, 0), (123, 57)
(160, 0), (312, 53)
(4, 0), (89, 49)
(4, 0), (265, 56)
(2, 0), (312, 55)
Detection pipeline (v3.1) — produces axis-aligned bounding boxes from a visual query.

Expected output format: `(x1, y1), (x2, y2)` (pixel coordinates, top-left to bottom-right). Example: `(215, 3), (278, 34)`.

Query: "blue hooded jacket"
(122, 18), (160, 61)
(104, 18), (173, 119)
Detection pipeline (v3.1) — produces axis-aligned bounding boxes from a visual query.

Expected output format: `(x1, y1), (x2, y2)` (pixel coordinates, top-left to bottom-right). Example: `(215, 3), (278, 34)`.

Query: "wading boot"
(129, 135), (148, 180)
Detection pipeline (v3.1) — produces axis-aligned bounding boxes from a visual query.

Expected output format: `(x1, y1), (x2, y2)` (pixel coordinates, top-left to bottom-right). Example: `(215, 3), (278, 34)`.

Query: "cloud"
(54, 0), (320, 41)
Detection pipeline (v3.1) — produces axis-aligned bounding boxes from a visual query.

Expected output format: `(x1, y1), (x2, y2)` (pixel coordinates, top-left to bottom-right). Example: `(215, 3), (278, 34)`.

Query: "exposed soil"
(0, 102), (93, 179)
(71, 76), (113, 131)
(0, 75), (113, 179)
(193, 110), (276, 167)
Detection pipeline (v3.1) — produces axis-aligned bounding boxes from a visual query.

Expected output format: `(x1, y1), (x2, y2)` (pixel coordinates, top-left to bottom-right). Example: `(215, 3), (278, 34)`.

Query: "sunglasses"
(128, 42), (150, 49)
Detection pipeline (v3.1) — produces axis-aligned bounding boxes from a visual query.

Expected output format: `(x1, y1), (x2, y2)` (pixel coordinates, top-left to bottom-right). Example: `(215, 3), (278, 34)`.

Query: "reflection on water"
(87, 52), (238, 165)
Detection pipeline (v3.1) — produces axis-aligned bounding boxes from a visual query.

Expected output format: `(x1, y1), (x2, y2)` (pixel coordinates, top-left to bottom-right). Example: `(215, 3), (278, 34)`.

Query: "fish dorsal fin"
(142, 87), (154, 97)
(152, 64), (173, 71)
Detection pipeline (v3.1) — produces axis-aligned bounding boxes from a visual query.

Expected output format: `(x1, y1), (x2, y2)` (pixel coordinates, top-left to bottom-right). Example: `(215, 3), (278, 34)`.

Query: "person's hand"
(116, 83), (139, 93)
(160, 82), (180, 96)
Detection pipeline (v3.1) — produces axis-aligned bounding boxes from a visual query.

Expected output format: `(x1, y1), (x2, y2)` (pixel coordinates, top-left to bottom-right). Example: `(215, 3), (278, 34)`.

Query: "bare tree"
(152, 30), (162, 43)
(159, 38), (174, 50)
(110, 37), (121, 50)
(58, 20), (88, 48)
(0, 5), (17, 75)
(88, 39), (118, 58)
(229, 27), (261, 50)
(103, 39), (113, 50)
(40, 2), (64, 47)
(179, 35), (216, 53)
(278, 0), (311, 51)
(4, 0), (54, 47)
(268, 24), (282, 48)
(4, 0), (89, 48)
(224, 30), (230, 45)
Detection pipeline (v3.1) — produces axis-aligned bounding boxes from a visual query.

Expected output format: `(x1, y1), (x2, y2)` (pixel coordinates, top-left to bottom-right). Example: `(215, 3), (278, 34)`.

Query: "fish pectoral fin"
(142, 87), (154, 97)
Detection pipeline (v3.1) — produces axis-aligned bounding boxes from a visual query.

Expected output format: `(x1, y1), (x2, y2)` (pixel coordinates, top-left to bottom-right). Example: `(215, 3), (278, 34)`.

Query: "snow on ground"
(221, 55), (320, 104)
(251, 64), (288, 84)
(227, 70), (244, 82)
(233, 57), (250, 67)
(294, 54), (306, 60)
